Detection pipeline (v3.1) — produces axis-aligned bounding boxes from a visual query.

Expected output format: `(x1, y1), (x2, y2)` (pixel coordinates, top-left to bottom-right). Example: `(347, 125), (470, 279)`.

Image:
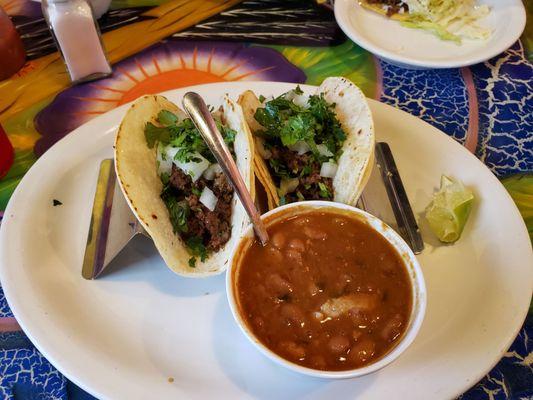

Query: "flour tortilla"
(238, 77), (374, 209)
(115, 95), (254, 277)
(359, 1), (409, 21)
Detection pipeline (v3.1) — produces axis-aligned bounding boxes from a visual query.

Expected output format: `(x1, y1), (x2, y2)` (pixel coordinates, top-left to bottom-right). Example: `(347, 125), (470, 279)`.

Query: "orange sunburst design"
(193, 46), (198, 70)
(71, 45), (280, 111)
(35, 41), (306, 154)
(72, 96), (121, 103)
(116, 67), (141, 84)
(136, 60), (151, 80)
(153, 57), (162, 74)
(229, 66), (276, 81)
(71, 110), (106, 116)
(207, 48), (215, 73)
(90, 84), (128, 94)
(219, 60), (249, 79)
(178, 53), (187, 70)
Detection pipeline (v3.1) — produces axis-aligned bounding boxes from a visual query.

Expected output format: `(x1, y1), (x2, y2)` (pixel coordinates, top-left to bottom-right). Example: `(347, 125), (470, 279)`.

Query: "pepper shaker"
(41, 0), (112, 84)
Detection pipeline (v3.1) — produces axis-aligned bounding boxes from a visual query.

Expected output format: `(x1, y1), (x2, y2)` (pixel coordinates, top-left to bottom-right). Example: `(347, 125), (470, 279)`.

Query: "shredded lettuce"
(402, 0), (491, 43)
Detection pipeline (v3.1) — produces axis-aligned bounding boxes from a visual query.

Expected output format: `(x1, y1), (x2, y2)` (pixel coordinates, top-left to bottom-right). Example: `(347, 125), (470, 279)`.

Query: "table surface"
(0, 0), (531, 399)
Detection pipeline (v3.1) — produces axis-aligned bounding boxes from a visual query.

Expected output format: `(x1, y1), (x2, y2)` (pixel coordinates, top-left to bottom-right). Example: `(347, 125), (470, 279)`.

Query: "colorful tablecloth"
(0, 0), (531, 399)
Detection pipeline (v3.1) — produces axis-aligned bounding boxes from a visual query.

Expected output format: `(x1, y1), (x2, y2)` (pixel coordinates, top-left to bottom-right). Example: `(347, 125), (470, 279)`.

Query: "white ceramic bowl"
(226, 201), (427, 379)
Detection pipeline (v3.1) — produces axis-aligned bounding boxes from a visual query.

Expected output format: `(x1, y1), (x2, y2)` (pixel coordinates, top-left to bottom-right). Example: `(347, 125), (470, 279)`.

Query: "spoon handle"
(182, 92), (269, 246)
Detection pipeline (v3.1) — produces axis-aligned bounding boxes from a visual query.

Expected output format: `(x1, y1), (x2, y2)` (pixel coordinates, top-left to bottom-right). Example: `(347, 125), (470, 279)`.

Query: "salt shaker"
(41, 0), (112, 84)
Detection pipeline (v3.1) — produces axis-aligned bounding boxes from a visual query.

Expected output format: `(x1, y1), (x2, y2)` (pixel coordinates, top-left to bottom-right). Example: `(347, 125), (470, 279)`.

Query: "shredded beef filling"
(269, 147), (334, 203)
(366, 0), (408, 16)
(167, 165), (233, 252)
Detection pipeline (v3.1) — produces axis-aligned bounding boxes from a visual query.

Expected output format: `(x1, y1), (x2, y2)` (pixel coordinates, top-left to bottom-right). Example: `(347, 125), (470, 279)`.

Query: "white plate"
(0, 82), (531, 400)
(334, 0), (526, 69)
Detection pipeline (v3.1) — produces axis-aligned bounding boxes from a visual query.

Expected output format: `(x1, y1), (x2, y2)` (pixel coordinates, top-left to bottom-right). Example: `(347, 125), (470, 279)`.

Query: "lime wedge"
(425, 175), (474, 243)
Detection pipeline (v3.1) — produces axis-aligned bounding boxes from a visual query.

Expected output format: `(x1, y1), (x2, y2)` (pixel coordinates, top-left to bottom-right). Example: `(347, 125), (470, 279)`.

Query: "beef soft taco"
(359, 0), (491, 42)
(238, 77), (374, 209)
(115, 95), (254, 277)
(359, 0), (410, 19)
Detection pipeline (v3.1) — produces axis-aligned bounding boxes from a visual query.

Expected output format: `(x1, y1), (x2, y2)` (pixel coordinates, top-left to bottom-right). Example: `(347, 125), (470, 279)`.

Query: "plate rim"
(1, 81), (531, 399)
(334, 0), (527, 69)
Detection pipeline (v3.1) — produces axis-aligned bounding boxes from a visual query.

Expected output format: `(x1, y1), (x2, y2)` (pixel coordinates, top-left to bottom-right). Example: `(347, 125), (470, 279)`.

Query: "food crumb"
(151, 214), (158, 219)
(53, 199), (63, 206)
(168, 377), (174, 383)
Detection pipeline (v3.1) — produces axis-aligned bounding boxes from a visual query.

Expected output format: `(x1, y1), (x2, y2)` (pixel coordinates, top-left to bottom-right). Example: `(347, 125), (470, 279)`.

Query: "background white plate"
(0, 82), (531, 399)
(335, 0), (526, 69)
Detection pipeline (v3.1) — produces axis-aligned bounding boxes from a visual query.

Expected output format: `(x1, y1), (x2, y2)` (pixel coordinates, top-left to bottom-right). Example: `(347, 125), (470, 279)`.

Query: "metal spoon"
(182, 92), (269, 246)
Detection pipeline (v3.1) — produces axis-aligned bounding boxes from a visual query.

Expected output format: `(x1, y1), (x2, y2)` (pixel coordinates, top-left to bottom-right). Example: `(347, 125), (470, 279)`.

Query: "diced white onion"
(156, 144), (172, 175)
(164, 146), (179, 161)
(285, 89), (310, 108)
(160, 145), (211, 181)
(288, 140), (311, 155)
(278, 178), (299, 197)
(203, 163), (223, 180)
(320, 161), (338, 178)
(317, 144), (334, 157)
(255, 137), (272, 160)
(173, 152), (210, 182)
(199, 187), (218, 211)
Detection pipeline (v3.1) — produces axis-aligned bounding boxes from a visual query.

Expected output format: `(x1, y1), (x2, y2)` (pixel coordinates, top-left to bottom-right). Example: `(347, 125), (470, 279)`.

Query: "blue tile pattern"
(379, 61), (470, 144)
(1, 285), (14, 318)
(470, 41), (533, 176)
(0, 347), (67, 400)
(0, 331), (33, 350)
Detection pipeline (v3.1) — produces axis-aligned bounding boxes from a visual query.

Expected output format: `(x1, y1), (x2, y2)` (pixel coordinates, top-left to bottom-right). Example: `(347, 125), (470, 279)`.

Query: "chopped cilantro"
(296, 191), (305, 201)
(160, 187), (189, 234)
(293, 85), (304, 95)
(300, 165), (312, 177)
(268, 158), (289, 178)
(221, 125), (237, 146)
(158, 110), (178, 126)
(160, 172), (170, 185)
(186, 236), (208, 262)
(144, 110), (235, 164)
(318, 182), (331, 199)
(145, 122), (171, 149)
(253, 88), (347, 184)
(279, 113), (315, 146)
(174, 146), (203, 163)
(188, 257), (197, 268)
(191, 187), (202, 196)
(258, 94), (266, 103)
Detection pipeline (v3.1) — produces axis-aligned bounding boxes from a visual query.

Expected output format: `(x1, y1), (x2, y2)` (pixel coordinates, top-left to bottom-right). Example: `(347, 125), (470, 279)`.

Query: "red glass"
(0, 7), (26, 80)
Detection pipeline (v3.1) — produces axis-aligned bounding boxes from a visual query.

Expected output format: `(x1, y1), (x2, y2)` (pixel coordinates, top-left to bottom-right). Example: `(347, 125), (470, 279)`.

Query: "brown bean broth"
(235, 210), (412, 371)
